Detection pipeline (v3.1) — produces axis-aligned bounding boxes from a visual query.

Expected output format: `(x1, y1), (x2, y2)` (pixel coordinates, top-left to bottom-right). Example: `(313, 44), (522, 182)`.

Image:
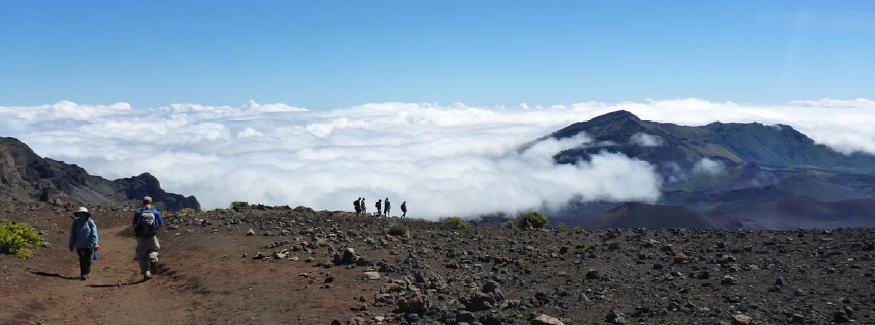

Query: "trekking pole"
(93, 250), (99, 260)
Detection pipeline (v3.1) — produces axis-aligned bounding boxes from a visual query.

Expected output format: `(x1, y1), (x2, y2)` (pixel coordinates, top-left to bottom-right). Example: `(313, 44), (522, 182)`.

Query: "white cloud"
(629, 133), (664, 147)
(2, 97), (875, 218)
(242, 99), (308, 112)
(237, 127), (263, 138)
(787, 98), (875, 108)
(692, 158), (726, 175)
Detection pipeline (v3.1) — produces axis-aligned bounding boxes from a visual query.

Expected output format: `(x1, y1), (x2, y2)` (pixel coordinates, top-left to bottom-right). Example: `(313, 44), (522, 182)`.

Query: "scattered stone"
(585, 269), (602, 280)
(531, 314), (564, 325)
(363, 272), (381, 280)
(674, 252), (689, 264)
(732, 314), (752, 325)
(833, 310), (851, 323)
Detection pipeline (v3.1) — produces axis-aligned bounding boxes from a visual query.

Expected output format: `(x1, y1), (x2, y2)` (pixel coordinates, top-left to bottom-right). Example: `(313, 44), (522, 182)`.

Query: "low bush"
(0, 220), (42, 259)
(516, 212), (549, 230)
(573, 226), (582, 234)
(503, 220), (517, 230)
(558, 223), (568, 232)
(180, 208), (196, 215)
(388, 223), (410, 236)
(230, 201), (249, 209)
(443, 217), (471, 230)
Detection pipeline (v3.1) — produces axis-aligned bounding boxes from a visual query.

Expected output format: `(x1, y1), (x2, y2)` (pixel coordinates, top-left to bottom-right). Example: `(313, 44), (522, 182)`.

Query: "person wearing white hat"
(68, 207), (99, 280)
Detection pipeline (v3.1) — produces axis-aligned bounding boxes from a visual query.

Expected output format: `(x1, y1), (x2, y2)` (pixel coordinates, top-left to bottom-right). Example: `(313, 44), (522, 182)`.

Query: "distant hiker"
(68, 207), (99, 280)
(384, 198), (391, 216)
(361, 198), (367, 214)
(376, 199), (383, 216)
(132, 196), (163, 280)
(401, 201), (407, 218)
(354, 198), (361, 217)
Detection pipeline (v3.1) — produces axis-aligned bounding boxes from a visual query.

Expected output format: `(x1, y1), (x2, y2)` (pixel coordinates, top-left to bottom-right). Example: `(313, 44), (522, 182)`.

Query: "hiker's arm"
(90, 221), (99, 248)
(155, 210), (164, 228)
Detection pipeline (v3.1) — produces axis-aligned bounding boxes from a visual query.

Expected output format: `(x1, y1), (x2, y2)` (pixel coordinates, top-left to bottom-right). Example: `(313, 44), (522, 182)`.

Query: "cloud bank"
(1, 98), (874, 218)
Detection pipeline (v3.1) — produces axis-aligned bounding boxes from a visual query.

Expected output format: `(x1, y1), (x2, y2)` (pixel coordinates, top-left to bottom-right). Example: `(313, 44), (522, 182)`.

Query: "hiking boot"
(144, 271), (152, 281)
(80, 275), (88, 281)
(149, 258), (159, 275)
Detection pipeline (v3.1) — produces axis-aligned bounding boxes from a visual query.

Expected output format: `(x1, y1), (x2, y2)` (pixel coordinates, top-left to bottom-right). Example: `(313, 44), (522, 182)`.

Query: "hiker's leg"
(82, 247), (93, 276)
(136, 237), (149, 275)
(149, 236), (160, 262)
(76, 249), (87, 276)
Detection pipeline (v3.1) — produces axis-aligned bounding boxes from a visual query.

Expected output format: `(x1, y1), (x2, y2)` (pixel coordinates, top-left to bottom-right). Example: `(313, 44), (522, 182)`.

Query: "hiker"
(384, 198), (391, 216)
(361, 198), (367, 214)
(68, 207), (99, 280)
(401, 201), (407, 218)
(376, 199), (382, 216)
(354, 198), (361, 217)
(132, 196), (163, 280)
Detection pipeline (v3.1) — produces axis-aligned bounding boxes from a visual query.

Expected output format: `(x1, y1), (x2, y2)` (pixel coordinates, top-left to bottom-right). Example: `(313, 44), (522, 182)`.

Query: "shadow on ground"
(31, 271), (79, 280)
(88, 278), (148, 288)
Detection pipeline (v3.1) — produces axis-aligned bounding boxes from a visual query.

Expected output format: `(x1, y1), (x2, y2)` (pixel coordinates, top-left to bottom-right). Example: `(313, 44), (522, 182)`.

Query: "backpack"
(74, 218), (96, 242)
(135, 209), (159, 237)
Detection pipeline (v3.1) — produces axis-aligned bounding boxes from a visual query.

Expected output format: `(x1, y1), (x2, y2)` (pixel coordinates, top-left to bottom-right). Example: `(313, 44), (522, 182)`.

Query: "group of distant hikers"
(68, 196), (162, 281)
(353, 197), (406, 218)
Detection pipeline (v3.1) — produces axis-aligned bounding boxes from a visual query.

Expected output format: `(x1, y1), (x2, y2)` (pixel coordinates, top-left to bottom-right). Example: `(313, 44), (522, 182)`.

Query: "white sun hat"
(74, 207), (91, 217)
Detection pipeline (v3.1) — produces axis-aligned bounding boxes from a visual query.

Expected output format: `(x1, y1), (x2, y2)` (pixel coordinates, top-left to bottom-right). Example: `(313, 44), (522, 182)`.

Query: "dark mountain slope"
(581, 202), (715, 229)
(708, 196), (875, 229)
(0, 137), (199, 211)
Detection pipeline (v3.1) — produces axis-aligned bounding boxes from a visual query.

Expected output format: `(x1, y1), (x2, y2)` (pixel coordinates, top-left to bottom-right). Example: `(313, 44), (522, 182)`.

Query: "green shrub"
(503, 220), (517, 230)
(230, 201), (249, 209)
(388, 223), (410, 236)
(0, 220), (42, 259)
(516, 212), (548, 230)
(558, 223), (568, 232)
(180, 208), (196, 215)
(573, 226), (582, 233)
(443, 217), (471, 230)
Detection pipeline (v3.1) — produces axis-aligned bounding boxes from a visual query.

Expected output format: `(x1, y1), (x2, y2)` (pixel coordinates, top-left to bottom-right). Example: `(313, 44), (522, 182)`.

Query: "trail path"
(0, 226), (195, 325)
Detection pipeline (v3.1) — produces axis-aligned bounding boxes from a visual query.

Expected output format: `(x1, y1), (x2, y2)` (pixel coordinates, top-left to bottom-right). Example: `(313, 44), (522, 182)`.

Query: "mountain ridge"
(538, 110), (875, 229)
(0, 136), (200, 211)
(551, 110), (875, 174)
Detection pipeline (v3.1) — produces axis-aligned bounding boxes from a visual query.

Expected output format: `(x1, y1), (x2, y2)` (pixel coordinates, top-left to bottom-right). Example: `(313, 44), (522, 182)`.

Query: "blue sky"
(1, 0), (873, 109)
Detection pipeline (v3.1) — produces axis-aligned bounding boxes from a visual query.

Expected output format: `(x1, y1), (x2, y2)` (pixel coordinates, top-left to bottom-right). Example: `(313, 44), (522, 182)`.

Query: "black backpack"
(135, 208), (159, 237)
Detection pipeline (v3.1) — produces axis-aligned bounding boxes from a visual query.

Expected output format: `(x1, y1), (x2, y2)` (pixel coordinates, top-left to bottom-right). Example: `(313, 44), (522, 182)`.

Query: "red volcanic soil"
(2, 202), (875, 325)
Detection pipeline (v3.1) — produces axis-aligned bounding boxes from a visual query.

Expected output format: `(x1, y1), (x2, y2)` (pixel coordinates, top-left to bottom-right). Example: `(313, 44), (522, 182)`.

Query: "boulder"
(364, 271), (382, 280)
(531, 314), (564, 325)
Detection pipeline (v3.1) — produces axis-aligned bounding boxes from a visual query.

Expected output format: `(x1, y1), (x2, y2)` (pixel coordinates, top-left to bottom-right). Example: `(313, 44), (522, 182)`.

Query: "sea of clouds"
(1, 98), (873, 218)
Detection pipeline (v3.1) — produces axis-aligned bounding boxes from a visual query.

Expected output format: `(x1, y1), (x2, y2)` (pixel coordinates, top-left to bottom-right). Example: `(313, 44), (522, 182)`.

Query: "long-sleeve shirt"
(69, 218), (99, 250)
(132, 207), (163, 235)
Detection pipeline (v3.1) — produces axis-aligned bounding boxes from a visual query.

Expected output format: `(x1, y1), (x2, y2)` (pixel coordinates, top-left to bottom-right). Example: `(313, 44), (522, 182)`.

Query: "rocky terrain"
(2, 202), (874, 325)
(0, 137), (200, 212)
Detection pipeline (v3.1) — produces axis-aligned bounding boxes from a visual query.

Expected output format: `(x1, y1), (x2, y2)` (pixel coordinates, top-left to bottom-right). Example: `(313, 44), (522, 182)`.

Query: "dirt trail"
(1, 204), (376, 325)
(1, 226), (196, 325)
